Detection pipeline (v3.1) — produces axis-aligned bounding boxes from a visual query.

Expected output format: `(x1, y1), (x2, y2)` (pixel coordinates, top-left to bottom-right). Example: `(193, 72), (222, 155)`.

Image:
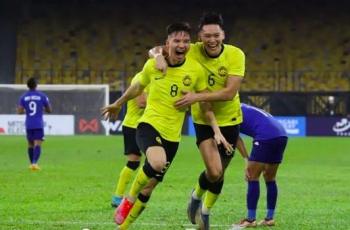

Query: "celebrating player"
(111, 72), (147, 207)
(150, 12), (245, 229)
(101, 22), (232, 230)
(17, 77), (52, 171)
(232, 103), (288, 228)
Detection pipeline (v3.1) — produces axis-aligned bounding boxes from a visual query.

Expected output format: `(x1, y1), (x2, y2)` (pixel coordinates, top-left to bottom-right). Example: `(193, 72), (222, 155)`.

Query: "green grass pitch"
(1, 136), (350, 229)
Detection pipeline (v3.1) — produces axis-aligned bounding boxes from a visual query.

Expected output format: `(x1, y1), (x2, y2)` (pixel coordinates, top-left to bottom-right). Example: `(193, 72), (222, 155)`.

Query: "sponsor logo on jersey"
(155, 76), (165, 80)
(24, 95), (41, 101)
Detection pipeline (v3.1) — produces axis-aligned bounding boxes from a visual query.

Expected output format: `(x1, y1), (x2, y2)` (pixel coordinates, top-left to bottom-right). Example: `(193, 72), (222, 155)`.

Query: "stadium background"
(1, 1), (350, 230)
(1, 0), (349, 137)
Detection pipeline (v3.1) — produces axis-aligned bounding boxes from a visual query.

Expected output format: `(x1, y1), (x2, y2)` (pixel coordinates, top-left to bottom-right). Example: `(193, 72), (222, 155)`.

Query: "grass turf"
(0, 136), (350, 229)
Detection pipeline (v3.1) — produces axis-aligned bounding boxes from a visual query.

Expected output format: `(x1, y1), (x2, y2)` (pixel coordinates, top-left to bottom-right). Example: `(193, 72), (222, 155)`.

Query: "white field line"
(0, 220), (232, 228)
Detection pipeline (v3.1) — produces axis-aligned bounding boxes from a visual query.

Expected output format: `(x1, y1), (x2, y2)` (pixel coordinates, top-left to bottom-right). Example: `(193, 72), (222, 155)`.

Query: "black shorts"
(122, 125), (141, 156)
(136, 122), (179, 181)
(194, 123), (240, 158)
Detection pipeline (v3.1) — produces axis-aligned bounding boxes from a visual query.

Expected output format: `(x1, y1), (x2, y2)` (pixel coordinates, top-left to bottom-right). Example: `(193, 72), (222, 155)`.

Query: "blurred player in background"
(111, 72), (147, 207)
(232, 103), (288, 228)
(17, 77), (52, 171)
(102, 22), (232, 230)
(150, 12), (245, 230)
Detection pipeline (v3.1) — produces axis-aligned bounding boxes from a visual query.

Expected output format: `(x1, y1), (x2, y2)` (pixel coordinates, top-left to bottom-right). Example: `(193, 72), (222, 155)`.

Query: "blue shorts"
(26, 129), (44, 142)
(249, 137), (288, 164)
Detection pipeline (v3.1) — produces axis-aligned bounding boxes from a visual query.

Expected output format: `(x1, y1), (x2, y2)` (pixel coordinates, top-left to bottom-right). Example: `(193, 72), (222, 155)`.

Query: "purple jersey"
(240, 103), (287, 140)
(18, 90), (50, 129)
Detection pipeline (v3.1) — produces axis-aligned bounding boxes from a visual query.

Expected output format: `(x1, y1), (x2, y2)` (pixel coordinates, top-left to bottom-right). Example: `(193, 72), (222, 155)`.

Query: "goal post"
(0, 84), (110, 135)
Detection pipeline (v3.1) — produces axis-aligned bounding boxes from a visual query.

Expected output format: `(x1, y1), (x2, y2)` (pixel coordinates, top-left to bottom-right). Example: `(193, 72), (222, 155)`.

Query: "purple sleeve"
(43, 94), (50, 107)
(44, 96), (50, 107)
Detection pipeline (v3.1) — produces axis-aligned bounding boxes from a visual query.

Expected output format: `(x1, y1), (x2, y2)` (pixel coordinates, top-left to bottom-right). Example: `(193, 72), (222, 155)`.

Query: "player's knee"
(126, 161), (140, 170)
(247, 168), (261, 180)
(127, 154), (141, 162)
(34, 140), (42, 146)
(206, 168), (223, 182)
(147, 158), (167, 173)
(263, 170), (276, 181)
(143, 160), (162, 179)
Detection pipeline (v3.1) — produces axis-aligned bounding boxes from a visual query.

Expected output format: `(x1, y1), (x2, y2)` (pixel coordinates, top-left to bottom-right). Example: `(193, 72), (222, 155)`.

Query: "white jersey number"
(28, 101), (37, 116)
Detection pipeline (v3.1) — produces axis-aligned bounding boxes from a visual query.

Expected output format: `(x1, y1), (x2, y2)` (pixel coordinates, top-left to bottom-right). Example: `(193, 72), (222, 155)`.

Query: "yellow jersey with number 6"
(188, 42), (245, 126)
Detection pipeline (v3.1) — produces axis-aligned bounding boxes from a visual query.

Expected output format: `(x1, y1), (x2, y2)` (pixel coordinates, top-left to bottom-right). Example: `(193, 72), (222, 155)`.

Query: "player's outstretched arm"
(136, 92), (147, 108)
(101, 81), (144, 120)
(199, 101), (233, 153)
(175, 76), (242, 109)
(149, 46), (168, 75)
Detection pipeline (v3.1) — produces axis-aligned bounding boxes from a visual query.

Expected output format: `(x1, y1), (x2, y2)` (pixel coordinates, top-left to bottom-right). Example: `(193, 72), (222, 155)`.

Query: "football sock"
(126, 160), (140, 170)
(28, 147), (34, 163)
(195, 171), (210, 198)
(193, 183), (206, 199)
(128, 168), (151, 199)
(33, 146), (41, 164)
(115, 162), (139, 197)
(120, 193), (149, 229)
(202, 190), (219, 214)
(266, 180), (277, 219)
(247, 180), (260, 220)
(208, 179), (224, 194)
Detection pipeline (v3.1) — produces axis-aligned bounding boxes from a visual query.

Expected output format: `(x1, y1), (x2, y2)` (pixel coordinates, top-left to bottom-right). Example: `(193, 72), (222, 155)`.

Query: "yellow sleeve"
(227, 47), (245, 77)
(130, 72), (142, 84)
(139, 59), (153, 87)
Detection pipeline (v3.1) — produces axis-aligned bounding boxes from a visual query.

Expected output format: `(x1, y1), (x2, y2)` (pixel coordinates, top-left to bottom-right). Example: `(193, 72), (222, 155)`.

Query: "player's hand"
(155, 54), (168, 75)
(175, 91), (198, 109)
(100, 103), (121, 121)
(213, 132), (234, 154)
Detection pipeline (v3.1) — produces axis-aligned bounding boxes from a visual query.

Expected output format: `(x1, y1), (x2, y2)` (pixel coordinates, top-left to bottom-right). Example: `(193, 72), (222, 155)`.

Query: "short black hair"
(198, 12), (224, 30)
(166, 22), (191, 36)
(27, 77), (37, 90)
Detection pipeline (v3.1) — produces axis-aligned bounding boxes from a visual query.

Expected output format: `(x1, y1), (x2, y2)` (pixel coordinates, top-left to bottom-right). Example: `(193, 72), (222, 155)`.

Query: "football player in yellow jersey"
(111, 72), (147, 208)
(101, 22), (232, 230)
(150, 12), (246, 230)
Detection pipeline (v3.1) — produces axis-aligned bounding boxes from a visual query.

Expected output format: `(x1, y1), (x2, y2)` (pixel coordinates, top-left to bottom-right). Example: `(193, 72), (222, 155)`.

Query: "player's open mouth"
(175, 50), (185, 55)
(206, 44), (219, 50)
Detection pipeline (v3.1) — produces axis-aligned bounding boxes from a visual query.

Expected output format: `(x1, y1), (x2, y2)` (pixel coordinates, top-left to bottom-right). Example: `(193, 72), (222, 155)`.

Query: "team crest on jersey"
(182, 75), (192, 86)
(218, 66), (228, 77)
